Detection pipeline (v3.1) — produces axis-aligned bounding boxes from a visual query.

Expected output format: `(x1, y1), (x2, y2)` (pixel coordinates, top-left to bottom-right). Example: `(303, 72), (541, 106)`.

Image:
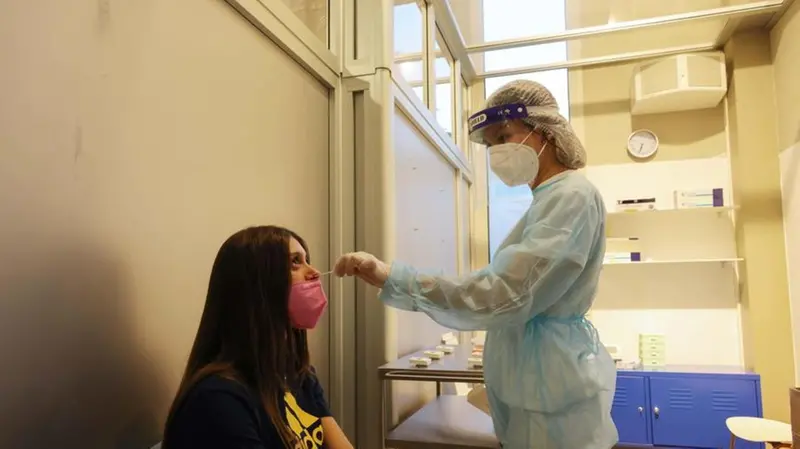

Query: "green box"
(639, 334), (666, 345)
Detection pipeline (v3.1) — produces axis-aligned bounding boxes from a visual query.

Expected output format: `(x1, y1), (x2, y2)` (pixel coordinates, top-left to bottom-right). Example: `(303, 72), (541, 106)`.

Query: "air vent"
(630, 52), (727, 116)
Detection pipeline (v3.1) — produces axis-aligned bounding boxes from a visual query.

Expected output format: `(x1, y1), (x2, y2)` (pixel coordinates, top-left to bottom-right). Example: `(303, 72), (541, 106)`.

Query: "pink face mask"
(288, 279), (328, 329)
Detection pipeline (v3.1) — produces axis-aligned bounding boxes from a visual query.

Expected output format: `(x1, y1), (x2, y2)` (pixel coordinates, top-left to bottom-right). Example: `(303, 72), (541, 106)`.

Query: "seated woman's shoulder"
(182, 374), (258, 409)
(194, 374), (245, 392)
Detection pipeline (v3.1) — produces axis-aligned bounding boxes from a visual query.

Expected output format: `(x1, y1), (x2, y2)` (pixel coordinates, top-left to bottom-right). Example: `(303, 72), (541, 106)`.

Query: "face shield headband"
(467, 104), (556, 145)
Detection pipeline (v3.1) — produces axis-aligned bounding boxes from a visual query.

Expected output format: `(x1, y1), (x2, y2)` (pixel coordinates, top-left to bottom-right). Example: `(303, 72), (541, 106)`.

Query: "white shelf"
(603, 258), (743, 266)
(608, 205), (739, 218)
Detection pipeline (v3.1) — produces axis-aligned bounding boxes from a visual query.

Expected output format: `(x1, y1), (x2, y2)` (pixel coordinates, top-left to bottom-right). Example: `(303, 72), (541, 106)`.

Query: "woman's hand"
(333, 252), (389, 288)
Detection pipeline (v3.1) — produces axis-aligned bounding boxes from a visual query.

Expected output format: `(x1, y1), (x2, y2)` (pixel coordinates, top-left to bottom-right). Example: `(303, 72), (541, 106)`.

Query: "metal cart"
(377, 345), (500, 449)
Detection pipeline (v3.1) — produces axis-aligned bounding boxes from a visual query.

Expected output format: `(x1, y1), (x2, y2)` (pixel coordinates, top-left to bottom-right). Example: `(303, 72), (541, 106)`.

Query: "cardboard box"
(674, 188), (725, 209)
(790, 387), (800, 447)
(467, 384), (491, 416)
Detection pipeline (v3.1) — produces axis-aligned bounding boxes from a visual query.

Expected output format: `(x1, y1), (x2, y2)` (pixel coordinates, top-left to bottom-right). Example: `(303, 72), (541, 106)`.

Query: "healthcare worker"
(334, 79), (617, 449)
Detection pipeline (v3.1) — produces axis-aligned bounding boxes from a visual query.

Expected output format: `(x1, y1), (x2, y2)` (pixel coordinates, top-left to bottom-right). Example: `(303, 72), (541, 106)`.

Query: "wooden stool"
(726, 416), (792, 448)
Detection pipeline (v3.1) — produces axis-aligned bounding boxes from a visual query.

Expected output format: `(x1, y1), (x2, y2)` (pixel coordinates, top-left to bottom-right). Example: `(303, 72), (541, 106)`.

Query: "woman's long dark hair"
(163, 225), (312, 447)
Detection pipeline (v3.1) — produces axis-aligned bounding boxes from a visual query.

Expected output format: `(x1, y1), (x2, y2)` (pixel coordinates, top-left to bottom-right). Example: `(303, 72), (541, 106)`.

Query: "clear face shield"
(468, 103), (550, 187)
(468, 103), (542, 145)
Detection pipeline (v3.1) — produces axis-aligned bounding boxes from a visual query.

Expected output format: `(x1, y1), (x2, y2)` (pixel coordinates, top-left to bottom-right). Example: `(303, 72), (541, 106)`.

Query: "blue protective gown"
(379, 170), (618, 449)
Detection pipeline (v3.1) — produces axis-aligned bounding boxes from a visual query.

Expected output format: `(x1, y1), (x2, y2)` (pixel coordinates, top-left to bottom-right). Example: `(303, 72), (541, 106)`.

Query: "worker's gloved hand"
(333, 252), (389, 288)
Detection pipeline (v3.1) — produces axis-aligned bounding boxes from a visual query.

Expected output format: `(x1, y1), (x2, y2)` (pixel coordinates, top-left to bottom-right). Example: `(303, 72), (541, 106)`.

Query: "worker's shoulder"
(550, 172), (602, 201)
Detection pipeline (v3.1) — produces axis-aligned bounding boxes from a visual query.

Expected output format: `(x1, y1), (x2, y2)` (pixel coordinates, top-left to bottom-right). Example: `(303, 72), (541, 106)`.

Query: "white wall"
(390, 107), (458, 419)
(0, 1), (330, 447)
(780, 144), (800, 384)
(585, 157), (743, 366)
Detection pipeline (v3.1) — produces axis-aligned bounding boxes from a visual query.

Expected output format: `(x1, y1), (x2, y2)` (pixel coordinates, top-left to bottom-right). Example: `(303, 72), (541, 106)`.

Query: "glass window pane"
(477, 43), (567, 74)
(435, 79), (453, 136)
(477, 25), (725, 74)
(394, 1), (425, 104)
(485, 70), (569, 258)
(474, 18), (725, 73)
(570, 16), (723, 60)
(434, 32), (454, 136)
(450, 0), (738, 44)
(397, 60), (424, 84)
(480, 1), (570, 258)
(471, 1), (725, 73)
(394, 2), (423, 54)
(449, 0), (564, 45)
(487, 179), (533, 258)
(448, 0), (486, 46)
(435, 56), (451, 78)
(476, 0), (566, 75)
(484, 0), (565, 42)
(281, 0), (329, 45)
(568, 0), (731, 30)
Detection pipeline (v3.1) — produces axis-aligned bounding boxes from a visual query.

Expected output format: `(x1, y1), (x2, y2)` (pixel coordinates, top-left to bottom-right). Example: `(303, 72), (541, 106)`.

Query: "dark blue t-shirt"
(166, 372), (330, 449)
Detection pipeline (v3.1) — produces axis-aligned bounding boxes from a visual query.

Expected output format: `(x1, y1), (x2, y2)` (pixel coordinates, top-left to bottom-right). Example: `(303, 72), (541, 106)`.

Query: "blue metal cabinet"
(612, 368), (762, 448)
(649, 376), (760, 448)
(612, 375), (650, 445)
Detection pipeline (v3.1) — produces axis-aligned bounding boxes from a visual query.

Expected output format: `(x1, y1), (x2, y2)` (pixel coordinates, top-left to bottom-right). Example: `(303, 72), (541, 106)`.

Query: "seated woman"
(162, 226), (353, 449)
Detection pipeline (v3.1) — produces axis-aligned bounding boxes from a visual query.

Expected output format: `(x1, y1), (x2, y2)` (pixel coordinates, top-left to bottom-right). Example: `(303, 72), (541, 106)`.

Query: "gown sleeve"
(378, 187), (602, 331)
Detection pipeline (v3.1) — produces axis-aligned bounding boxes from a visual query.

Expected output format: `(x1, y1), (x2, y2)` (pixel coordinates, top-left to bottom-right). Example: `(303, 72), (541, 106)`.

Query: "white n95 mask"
(489, 133), (545, 187)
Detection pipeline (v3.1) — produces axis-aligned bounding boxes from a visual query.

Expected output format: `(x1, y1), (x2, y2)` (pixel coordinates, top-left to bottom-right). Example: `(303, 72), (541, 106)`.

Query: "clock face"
(627, 130), (659, 159)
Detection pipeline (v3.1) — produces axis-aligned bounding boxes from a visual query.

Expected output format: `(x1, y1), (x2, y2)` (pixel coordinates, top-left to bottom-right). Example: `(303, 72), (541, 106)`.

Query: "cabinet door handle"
(637, 406), (643, 414)
(653, 406), (660, 418)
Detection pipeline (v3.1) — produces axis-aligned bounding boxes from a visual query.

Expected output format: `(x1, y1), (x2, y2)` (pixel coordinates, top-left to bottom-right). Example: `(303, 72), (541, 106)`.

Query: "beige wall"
(771, 0), (800, 397)
(281, 0), (328, 43)
(0, 1), (331, 447)
(569, 0), (724, 58)
(772, 0), (800, 389)
(390, 108), (457, 420)
(566, 0), (728, 166)
(569, 63), (728, 166)
(725, 29), (793, 421)
(568, 0), (723, 27)
(771, 0), (800, 152)
(565, 0), (796, 420)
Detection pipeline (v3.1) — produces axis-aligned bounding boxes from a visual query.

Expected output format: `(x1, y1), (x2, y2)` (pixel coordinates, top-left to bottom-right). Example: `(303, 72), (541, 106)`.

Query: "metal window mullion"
(430, 0), (477, 83)
(453, 59), (465, 151)
(477, 43), (718, 79)
(328, 0), (339, 54)
(423, 1), (437, 112)
(465, 0), (782, 54)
